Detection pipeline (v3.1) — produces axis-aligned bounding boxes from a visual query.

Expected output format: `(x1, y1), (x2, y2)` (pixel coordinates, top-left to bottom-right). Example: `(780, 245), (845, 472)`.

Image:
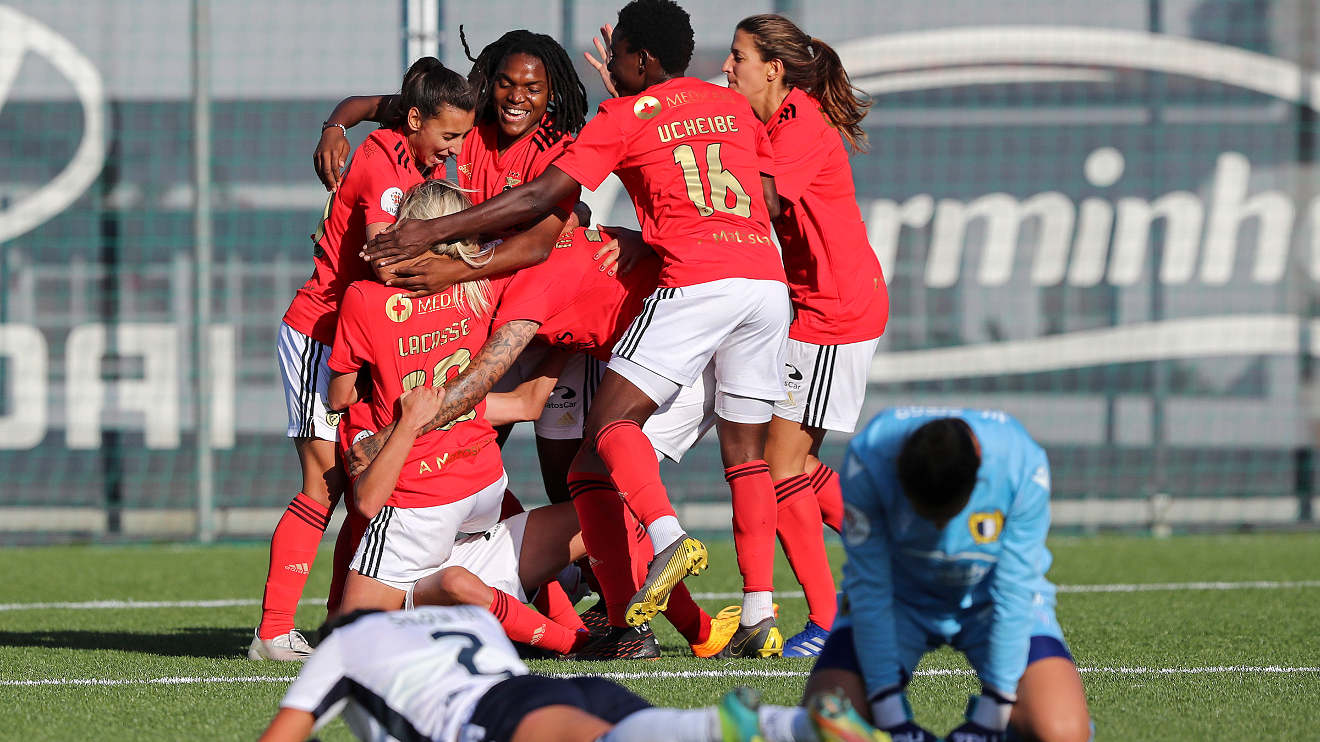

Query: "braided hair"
(459, 27), (588, 138)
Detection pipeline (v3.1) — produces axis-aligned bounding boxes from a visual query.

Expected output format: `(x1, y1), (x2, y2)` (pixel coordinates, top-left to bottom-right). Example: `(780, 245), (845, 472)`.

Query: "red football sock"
(775, 475), (838, 629)
(488, 588), (584, 655)
(534, 580), (587, 632)
(662, 582), (712, 645)
(569, 472), (641, 627)
(811, 464), (844, 532)
(726, 461), (776, 594)
(500, 489), (525, 519)
(259, 493), (330, 639)
(327, 496), (366, 616)
(595, 420), (676, 526)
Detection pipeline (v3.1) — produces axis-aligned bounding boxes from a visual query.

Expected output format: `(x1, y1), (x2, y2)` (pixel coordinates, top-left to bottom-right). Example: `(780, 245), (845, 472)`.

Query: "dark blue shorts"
(814, 625), (1074, 682)
(467, 674), (652, 742)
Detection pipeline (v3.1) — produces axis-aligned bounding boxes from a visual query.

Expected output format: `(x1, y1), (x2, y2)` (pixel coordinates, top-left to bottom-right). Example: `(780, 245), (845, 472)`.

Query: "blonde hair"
(395, 180), (495, 320)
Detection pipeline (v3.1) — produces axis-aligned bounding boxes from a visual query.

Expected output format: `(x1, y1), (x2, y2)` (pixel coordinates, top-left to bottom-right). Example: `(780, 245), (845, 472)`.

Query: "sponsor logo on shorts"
(634, 95), (662, 119)
(785, 364), (804, 381)
(379, 186), (404, 216)
(969, 510), (1005, 544)
(386, 293), (413, 323)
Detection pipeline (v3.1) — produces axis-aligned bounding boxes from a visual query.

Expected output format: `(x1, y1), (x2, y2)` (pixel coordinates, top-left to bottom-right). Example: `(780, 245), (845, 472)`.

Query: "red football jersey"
(490, 227), (661, 361)
(456, 119), (580, 232)
(767, 88), (888, 344)
(553, 78), (785, 289)
(284, 127), (440, 345)
(328, 279), (506, 508)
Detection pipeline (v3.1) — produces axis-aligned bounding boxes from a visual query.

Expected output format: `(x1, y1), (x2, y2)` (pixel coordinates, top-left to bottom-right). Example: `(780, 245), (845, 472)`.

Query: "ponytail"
(381, 57), (477, 129)
(735, 15), (871, 152)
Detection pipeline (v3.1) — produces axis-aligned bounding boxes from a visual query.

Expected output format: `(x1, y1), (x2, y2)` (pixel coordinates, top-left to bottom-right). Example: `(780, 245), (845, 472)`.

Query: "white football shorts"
(277, 322), (338, 442)
(352, 471), (508, 591)
(775, 336), (882, 433)
(406, 510), (532, 607)
(610, 277), (790, 403)
(490, 344), (592, 440)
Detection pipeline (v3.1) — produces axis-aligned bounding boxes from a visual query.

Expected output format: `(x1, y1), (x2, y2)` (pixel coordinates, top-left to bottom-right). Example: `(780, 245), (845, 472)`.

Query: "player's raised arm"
(361, 167), (580, 268)
(314, 94), (395, 191)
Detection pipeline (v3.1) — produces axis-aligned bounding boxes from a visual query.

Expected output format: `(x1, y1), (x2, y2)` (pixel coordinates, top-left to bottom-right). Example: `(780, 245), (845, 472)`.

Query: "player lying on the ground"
(251, 58), (476, 661)
(258, 605), (882, 742)
(362, 0), (792, 660)
(758, 408), (1093, 742)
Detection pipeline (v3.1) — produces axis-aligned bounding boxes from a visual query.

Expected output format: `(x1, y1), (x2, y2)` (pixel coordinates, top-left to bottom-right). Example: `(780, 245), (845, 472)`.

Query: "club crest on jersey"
(386, 293), (414, 323)
(634, 95), (662, 119)
(504, 171), (522, 190)
(380, 186), (404, 216)
(969, 510), (1005, 544)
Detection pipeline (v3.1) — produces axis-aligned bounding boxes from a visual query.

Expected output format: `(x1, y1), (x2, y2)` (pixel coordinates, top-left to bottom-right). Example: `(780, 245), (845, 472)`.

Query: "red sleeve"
(351, 139), (406, 225)
(328, 284), (373, 373)
(553, 104), (627, 190)
(767, 115), (827, 204)
(489, 262), (567, 328)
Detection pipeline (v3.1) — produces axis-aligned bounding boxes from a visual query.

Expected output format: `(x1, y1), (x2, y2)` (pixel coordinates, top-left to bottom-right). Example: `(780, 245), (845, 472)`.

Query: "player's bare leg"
(514, 501), (588, 589)
(339, 571), (405, 612)
(801, 668), (870, 720)
(711, 415), (782, 658)
(536, 436), (581, 504)
(251, 436), (343, 660)
(512, 707), (613, 742)
(577, 370), (706, 627)
(766, 416), (836, 655)
(1010, 657), (1092, 742)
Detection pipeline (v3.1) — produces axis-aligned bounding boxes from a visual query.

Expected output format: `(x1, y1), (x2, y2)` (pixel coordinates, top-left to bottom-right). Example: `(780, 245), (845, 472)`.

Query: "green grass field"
(2, 533), (1318, 740)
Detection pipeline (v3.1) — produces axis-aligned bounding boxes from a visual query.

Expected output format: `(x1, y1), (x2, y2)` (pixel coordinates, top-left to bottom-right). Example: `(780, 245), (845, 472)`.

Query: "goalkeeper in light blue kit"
(802, 407), (1092, 742)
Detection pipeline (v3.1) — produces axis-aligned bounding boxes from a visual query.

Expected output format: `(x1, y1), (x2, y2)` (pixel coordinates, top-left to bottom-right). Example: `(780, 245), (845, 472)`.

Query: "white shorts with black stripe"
(611, 277), (790, 402)
(351, 471), (508, 591)
(775, 336), (882, 433)
(277, 322), (338, 442)
(490, 345), (595, 440)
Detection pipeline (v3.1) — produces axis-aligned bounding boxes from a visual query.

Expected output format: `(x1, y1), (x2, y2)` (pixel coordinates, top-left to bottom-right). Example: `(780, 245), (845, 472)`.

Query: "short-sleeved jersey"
(284, 127), (436, 345)
(767, 88), (887, 345)
(280, 606), (528, 742)
(839, 406), (1054, 697)
(456, 119), (581, 234)
(554, 78), (785, 289)
(490, 227), (661, 361)
(328, 279), (506, 508)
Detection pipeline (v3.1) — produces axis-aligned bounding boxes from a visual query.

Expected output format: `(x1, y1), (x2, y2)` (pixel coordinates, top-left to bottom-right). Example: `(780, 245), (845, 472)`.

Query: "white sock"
(741, 591), (773, 625)
(759, 705), (816, 742)
(646, 515), (685, 555)
(598, 707), (719, 742)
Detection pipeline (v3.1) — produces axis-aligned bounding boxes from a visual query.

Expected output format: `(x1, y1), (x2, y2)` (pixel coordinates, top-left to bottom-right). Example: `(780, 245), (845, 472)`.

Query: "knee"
(1019, 713), (1093, 742)
(435, 567), (490, 607)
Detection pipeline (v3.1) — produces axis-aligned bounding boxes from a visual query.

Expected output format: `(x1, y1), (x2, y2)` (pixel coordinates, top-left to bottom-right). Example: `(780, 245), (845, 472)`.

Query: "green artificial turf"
(2, 534), (1318, 739)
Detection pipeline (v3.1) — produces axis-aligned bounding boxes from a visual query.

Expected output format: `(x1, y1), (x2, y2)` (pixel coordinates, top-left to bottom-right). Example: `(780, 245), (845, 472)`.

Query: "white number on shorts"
(672, 143), (752, 218)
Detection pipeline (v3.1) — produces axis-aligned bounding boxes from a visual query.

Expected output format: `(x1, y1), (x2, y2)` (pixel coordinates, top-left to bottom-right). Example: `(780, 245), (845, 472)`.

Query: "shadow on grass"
(0, 627), (256, 658)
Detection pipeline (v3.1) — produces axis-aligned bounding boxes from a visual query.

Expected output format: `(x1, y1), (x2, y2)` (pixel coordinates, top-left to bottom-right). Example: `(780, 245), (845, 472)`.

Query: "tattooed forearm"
(421, 320), (540, 435)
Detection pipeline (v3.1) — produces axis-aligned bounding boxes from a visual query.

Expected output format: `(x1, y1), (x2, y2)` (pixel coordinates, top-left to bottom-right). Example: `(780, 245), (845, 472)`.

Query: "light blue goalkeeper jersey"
(838, 406), (1054, 698)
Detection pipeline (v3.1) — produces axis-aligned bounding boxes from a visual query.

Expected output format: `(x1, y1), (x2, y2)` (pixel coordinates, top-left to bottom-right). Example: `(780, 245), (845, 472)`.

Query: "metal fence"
(1, 0), (1317, 540)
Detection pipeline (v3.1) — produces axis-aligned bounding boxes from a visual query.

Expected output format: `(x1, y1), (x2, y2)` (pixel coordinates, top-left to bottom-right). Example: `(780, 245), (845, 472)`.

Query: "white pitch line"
(3, 580), (1319, 612)
(4, 666), (1318, 688)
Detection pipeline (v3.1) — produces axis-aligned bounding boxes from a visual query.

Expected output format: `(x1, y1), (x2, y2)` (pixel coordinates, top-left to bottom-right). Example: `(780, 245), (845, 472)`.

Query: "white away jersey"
(280, 606), (528, 742)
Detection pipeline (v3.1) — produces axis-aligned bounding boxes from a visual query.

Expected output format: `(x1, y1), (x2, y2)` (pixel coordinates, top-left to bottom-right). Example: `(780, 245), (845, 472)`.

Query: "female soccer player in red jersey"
(249, 60), (475, 661)
(719, 16), (889, 656)
(364, 0), (794, 659)
(324, 180), (590, 658)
